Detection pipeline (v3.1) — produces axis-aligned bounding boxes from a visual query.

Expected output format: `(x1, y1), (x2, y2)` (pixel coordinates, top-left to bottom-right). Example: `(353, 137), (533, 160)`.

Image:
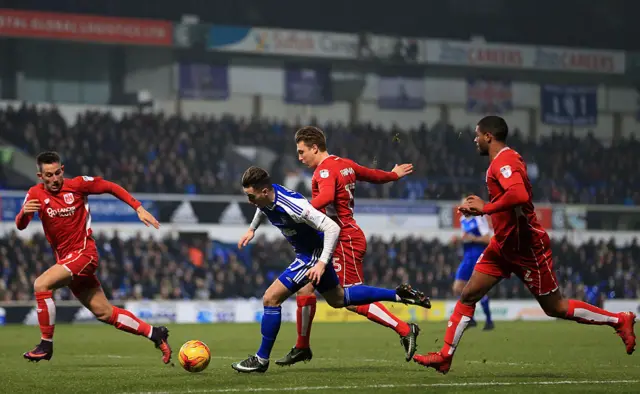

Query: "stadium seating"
(1, 104), (639, 204)
(1, 231), (637, 302)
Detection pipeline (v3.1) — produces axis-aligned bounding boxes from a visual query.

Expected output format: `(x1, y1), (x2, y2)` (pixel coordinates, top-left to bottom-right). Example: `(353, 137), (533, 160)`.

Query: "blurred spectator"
(0, 231), (637, 302)
(1, 103), (639, 204)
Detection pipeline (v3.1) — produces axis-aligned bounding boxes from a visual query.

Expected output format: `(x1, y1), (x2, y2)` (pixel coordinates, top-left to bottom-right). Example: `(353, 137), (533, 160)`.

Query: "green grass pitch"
(1, 321), (638, 393)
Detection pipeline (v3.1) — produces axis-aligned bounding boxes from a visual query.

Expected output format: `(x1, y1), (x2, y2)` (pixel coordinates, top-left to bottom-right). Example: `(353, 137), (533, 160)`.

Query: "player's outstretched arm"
(75, 176), (159, 228)
(15, 198), (39, 230)
(348, 159), (413, 184)
(77, 176), (142, 209)
(238, 209), (266, 249)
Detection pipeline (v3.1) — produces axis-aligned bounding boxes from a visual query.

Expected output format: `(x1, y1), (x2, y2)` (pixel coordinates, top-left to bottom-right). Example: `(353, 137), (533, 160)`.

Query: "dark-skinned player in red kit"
(16, 151), (172, 364)
(413, 116), (636, 374)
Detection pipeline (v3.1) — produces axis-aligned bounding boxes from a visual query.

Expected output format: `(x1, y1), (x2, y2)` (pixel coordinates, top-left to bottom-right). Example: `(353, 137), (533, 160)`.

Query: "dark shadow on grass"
(268, 365), (398, 374)
(459, 372), (568, 379)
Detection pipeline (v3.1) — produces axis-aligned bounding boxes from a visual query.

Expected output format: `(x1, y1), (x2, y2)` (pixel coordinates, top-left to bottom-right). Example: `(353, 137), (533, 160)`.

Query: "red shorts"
(474, 235), (559, 296)
(57, 251), (101, 297)
(332, 231), (366, 287)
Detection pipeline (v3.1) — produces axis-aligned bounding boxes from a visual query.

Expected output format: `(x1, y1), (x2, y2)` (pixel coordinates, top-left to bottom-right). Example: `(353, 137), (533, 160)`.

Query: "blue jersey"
(254, 184), (340, 294)
(259, 184), (325, 255)
(460, 215), (491, 262)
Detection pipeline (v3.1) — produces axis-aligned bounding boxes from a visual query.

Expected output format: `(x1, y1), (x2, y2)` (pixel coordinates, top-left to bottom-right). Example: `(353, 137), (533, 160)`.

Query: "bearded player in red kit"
(413, 116), (636, 374)
(16, 152), (172, 364)
(275, 126), (422, 366)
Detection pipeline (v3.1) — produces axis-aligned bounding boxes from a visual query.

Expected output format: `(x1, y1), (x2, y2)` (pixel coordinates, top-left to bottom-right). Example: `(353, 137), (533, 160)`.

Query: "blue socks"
(343, 286), (397, 306)
(480, 295), (492, 323)
(256, 306), (281, 360)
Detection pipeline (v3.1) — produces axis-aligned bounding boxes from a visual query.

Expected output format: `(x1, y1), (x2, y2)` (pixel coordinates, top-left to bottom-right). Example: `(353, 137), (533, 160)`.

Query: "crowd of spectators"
(1, 231), (637, 302)
(1, 104), (639, 204)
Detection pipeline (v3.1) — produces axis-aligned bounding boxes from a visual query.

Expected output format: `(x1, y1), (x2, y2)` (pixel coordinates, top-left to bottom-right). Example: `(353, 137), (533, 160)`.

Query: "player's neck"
(488, 143), (508, 162)
(315, 152), (331, 167)
(267, 189), (276, 204)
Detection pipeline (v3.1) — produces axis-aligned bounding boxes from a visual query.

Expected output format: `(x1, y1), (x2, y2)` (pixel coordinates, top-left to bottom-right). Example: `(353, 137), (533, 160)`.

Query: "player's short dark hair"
(241, 166), (272, 190)
(36, 151), (62, 171)
(295, 126), (327, 152)
(477, 116), (509, 142)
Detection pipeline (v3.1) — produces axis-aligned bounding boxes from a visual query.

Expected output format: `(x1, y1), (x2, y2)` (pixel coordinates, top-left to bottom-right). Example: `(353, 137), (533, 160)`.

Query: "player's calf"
(79, 288), (172, 365)
(106, 307), (172, 364)
(539, 293), (636, 355)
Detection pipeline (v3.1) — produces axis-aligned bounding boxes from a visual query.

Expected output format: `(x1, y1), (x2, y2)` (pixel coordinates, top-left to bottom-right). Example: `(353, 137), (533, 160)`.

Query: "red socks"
(295, 296), (412, 349)
(441, 301), (476, 356)
(566, 299), (620, 326)
(35, 291), (55, 341)
(355, 302), (411, 336)
(108, 306), (153, 338)
(295, 294), (317, 349)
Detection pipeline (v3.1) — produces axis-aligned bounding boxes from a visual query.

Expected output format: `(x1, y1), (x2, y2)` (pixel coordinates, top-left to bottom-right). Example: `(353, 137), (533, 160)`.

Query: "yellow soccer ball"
(178, 340), (211, 373)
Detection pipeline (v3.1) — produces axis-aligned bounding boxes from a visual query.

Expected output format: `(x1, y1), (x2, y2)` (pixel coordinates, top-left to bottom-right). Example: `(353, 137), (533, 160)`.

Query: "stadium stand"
(1, 231), (637, 302)
(1, 104), (639, 204)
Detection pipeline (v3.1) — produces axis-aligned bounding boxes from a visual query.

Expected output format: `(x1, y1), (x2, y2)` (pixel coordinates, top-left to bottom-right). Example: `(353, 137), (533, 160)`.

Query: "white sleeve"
(279, 196), (340, 264)
(302, 205), (340, 264)
(475, 216), (491, 236)
(249, 208), (267, 231)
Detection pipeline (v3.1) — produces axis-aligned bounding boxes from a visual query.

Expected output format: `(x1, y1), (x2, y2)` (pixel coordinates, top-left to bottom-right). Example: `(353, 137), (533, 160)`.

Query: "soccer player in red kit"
(275, 126), (423, 366)
(413, 116), (636, 374)
(16, 152), (173, 364)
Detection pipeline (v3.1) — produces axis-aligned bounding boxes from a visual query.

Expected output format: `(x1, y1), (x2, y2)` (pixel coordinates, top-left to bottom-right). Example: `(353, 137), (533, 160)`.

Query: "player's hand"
(457, 205), (474, 216)
(22, 199), (41, 214)
(464, 195), (486, 216)
(136, 206), (160, 229)
(461, 233), (474, 242)
(306, 263), (326, 285)
(238, 229), (255, 249)
(391, 163), (413, 179)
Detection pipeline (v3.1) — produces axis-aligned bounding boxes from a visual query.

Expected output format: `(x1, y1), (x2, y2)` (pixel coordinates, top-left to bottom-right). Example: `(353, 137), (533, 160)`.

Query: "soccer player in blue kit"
(232, 166), (431, 373)
(453, 203), (494, 330)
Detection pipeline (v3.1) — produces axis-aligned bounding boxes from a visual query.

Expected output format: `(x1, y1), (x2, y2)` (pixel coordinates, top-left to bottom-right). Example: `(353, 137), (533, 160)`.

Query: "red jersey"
(311, 155), (398, 235)
(485, 148), (546, 251)
(16, 176), (141, 260)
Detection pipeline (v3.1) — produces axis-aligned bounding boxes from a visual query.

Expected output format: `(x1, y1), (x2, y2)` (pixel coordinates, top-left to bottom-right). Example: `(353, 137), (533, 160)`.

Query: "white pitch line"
(70, 355), (639, 370)
(123, 380), (640, 394)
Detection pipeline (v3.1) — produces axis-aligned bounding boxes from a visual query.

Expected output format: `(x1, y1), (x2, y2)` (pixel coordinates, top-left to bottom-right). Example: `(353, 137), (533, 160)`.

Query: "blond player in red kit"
(413, 116), (636, 374)
(275, 126), (423, 366)
(16, 152), (172, 364)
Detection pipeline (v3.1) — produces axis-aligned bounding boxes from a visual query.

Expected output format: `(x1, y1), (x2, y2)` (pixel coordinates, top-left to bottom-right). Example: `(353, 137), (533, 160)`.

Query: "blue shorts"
(278, 249), (339, 294)
(455, 256), (481, 281)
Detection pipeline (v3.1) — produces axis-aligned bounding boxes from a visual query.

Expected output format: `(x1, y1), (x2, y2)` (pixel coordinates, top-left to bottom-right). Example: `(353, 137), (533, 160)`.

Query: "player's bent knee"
(33, 276), (48, 293)
(92, 303), (113, 322)
(325, 298), (345, 308)
(541, 301), (568, 318)
(459, 289), (482, 305)
(262, 293), (283, 307)
(321, 288), (345, 308)
(537, 292), (568, 318)
(263, 280), (292, 307)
